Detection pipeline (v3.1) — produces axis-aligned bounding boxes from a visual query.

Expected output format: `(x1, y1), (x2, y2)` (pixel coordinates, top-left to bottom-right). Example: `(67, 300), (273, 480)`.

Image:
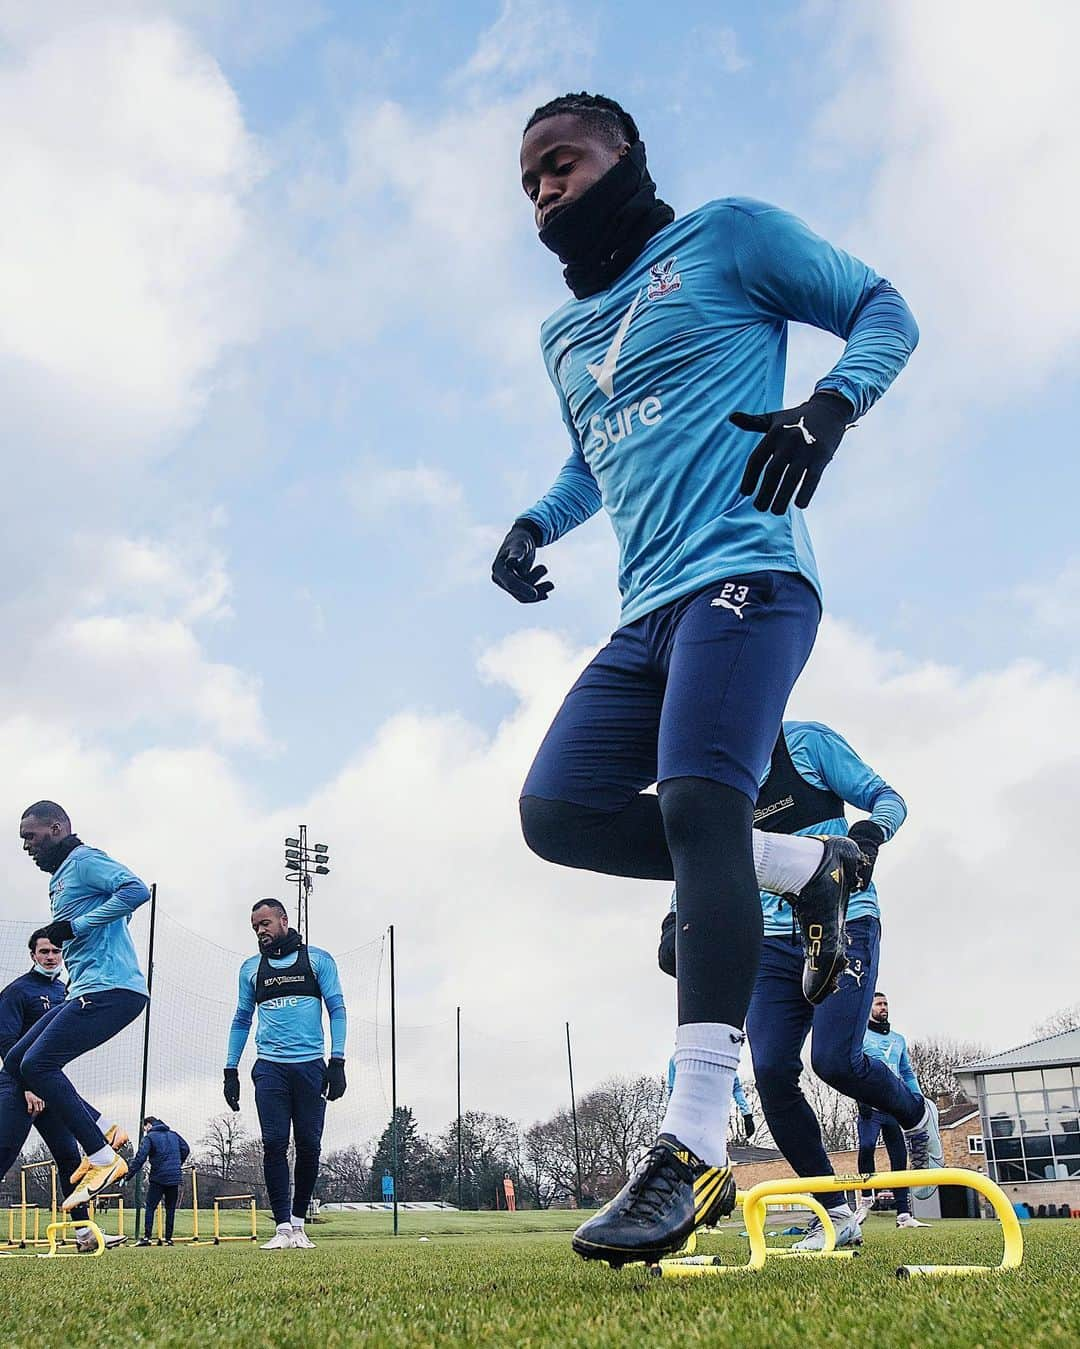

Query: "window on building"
(967, 1135), (984, 1155)
(977, 1065), (1080, 1185)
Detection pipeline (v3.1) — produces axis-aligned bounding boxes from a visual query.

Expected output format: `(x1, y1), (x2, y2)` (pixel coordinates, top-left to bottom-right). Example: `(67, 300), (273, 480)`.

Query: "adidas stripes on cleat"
(786, 836), (862, 1004)
(571, 1134), (735, 1267)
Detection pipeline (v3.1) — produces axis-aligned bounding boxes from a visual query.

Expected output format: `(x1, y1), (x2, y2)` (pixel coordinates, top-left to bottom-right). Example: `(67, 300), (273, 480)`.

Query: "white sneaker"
(261, 1230), (296, 1250)
(792, 1209), (863, 1252)
(290, 1228), (315, 1248)
(896, 1212), (930, 1228)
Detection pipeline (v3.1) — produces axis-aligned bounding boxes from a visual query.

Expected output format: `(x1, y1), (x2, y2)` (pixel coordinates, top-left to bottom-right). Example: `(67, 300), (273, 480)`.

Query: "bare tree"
(199, 1113), (248, 1182)
(589, 1075), (667, 1182)
(1035, 1003), (1080, 1036)
(800, 1072), (858, 1152)
(319, 1145), (370, 1202)
(907, 1037), (988, 1105)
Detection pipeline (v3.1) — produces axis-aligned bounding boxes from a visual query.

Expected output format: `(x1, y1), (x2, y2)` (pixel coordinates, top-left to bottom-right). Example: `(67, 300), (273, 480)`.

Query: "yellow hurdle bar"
(742, 1169), (1023, 1279)
(0, 1220), (104, 1260)
(212, 1194), (259, 1244)
(42, 1220), (104, 1258)
(88, 1191), (126, 1241)
(656, 1192), (846, 1278)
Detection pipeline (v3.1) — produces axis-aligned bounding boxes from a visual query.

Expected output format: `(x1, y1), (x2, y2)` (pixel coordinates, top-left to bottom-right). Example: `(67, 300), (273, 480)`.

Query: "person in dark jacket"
(0, 928), (127, 1252)
(129, 1116), (190, 1245)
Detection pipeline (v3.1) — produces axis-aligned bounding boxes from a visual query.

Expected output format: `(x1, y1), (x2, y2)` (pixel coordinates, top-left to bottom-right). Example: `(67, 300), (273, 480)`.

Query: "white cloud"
(818, 1), (1080, 388)
(453, 0), (596, 89)
(348, 462), (467, 520)
(0, 15), (263, 449)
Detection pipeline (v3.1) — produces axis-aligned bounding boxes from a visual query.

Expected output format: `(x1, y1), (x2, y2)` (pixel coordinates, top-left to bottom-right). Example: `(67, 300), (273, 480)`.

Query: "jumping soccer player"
(857, 991), (931, 1228)
(223, 899), (347, 1250)
(0, 929), (128, 1251)
(129, 1116), (190, 1245)
(658, 720), (942, 1251)
(493, 91), (918, 1264)
(4, 802), (149, 1214)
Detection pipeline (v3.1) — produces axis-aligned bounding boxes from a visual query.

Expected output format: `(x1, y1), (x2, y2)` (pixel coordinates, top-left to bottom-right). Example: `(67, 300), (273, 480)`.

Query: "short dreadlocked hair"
(523, 92), (640, 148)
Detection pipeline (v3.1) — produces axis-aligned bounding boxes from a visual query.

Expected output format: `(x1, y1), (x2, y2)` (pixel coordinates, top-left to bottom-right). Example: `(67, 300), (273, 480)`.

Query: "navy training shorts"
(522, 570), (820, 809)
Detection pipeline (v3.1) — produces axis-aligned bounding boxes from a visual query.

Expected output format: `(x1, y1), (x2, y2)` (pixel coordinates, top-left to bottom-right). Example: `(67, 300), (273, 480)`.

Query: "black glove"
(658, 911), (676, 978)
(223, 1067), (240, 1112)
(731, 389), (854, 514)
(491, 519), (553, 603)
(44, 919), (74, 945)
(324, 1058), (347, 1102)
(742, 1113), (756, 1140)
(848, 819), (886, 893)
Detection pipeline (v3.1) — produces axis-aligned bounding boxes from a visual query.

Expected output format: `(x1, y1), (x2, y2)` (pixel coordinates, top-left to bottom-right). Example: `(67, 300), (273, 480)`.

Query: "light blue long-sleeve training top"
(762, 720), (906, 933)
(522, 198), (918, 626)
(226, 947), (347, 1066)
(668, 719), (907, 933)
(49, 845), (151, 998)
(862, 1026), (920, 1095)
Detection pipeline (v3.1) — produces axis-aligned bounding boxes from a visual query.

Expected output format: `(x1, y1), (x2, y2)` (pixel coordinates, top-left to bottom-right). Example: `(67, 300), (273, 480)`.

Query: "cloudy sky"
(1, 0), (1077, 1129)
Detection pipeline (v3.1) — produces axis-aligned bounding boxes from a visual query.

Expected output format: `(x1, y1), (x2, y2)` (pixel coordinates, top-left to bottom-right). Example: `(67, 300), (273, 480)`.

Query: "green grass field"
(2, 1208), (1077, 1348)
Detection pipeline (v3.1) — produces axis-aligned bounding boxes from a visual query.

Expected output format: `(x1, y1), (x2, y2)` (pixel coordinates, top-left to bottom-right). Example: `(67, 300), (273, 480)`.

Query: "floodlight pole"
(456, 1006), (463, 1210)
(135, 883), (158, 1230)
(390, 924), (399, 1236)
(566, 1021), (583, 1209)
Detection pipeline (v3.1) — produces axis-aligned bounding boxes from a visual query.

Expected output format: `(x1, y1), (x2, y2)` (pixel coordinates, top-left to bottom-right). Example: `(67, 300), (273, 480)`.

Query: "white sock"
(291, 1216), (305, 1228)
(659, 1022), (745, 1168)
(276, 1221), (292, 1235)
(752, 830), (824, 896)
(88, 1145), (114, 1166)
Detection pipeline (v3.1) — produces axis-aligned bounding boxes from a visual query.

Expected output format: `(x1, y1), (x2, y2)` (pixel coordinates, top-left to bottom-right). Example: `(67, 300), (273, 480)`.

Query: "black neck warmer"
(867, 1017), (891, 1035)
(35, 834), (83, 875)
(264, 928), (302, 960)
(539, 141), (675, 300)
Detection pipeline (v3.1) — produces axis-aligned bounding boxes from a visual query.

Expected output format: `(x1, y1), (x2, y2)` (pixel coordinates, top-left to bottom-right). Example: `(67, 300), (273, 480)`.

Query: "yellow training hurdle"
(212, 1194), (259, 1243)
(4, 1161), (59, 1249)
(88, 1190), (126, 1241)
(0, 1220), (104, 1260)
(654, 1168), (1022, 1280)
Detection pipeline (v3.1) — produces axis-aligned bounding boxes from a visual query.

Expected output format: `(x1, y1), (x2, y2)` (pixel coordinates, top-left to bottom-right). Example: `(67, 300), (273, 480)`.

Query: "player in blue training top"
(658, 720), (943, 1251)
(223, 899), (347, 1250)
(491, 91), (918, 1265)
(0, 927), (128, 1251)
(667, 1058), (756, 1141)
(4, 800), (149, 1213)
(857, 990), (932, 1229)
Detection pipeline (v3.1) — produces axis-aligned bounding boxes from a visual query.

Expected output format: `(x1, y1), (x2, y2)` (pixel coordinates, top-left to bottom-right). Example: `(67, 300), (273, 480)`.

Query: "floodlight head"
(285, 837), (300, 847)
(285, 860), (300, 872)
(314, 843), (328, 853)
(314, 865), (330, 875)
(285, 849), (300, 860)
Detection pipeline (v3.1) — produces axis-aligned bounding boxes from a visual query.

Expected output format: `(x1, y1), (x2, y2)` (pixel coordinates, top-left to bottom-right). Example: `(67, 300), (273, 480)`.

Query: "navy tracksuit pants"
(252, 1059), (326, 1225)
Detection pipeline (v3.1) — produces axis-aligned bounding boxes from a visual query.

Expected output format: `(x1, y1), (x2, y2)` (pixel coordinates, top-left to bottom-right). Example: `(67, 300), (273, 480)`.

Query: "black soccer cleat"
(785, 835), (862, 1005)
(571, 1134), (735, 1267)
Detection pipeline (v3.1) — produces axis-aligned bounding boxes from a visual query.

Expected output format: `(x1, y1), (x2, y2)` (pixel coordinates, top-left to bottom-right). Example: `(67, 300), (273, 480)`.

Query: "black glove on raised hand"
(742, 1113), (756, 1141)
(730, 389), (854, 514)
(324, 1058), (347, 1102)
(491, 519), (553, 603)
(223, 1067), (240, 1112)
(658, 911), (676, 978)
(44, 919), (74, 945)
(848, 819), (886, 893)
